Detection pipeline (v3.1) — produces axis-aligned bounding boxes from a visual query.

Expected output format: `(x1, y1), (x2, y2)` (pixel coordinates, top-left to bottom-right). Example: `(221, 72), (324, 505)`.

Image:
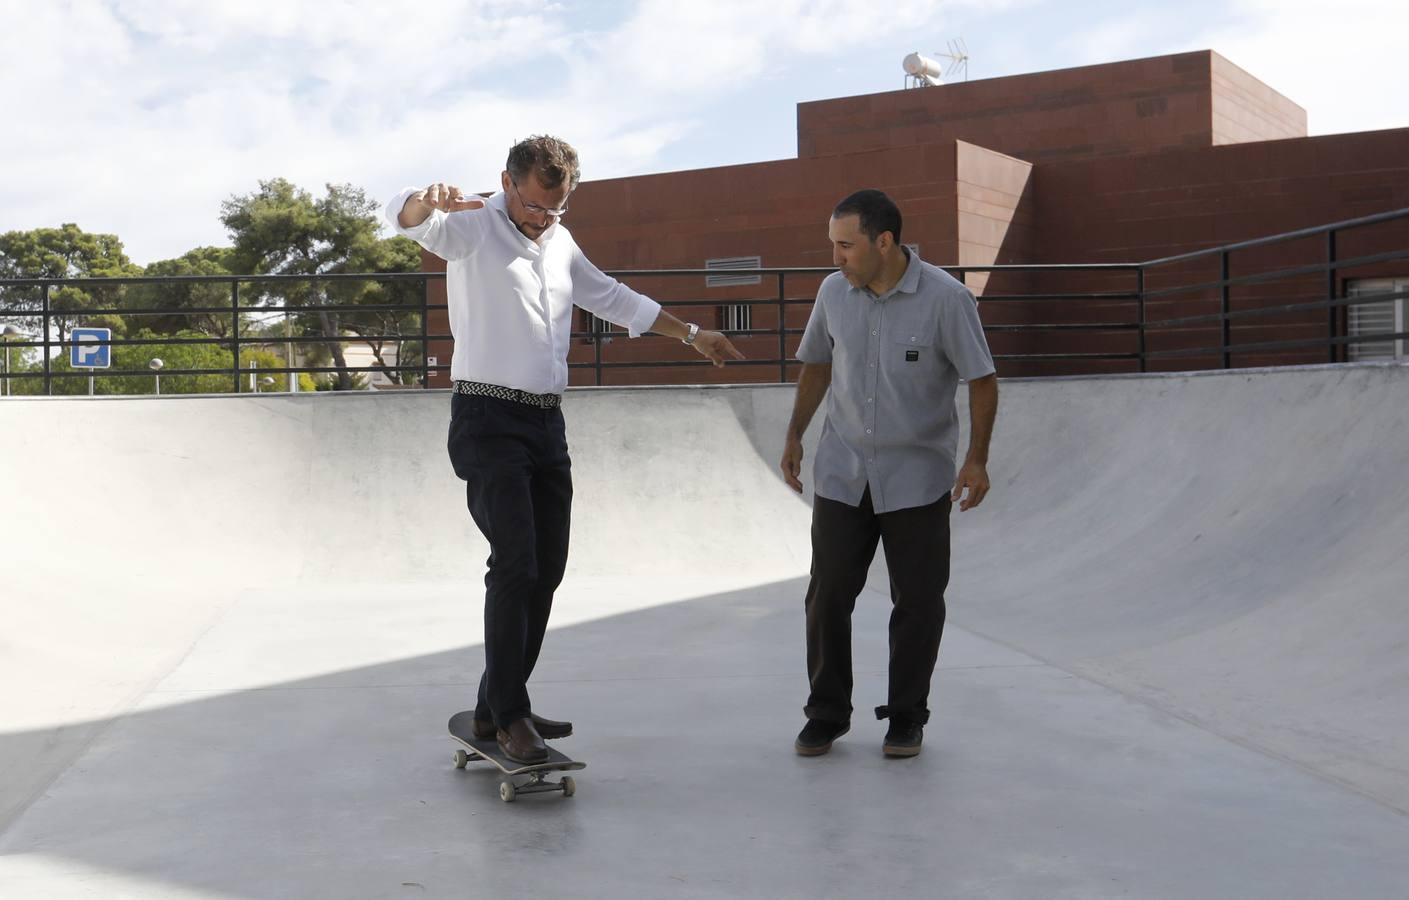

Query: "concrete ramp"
(1, 364), (1407, 898)
(948, 364), (1409, 810)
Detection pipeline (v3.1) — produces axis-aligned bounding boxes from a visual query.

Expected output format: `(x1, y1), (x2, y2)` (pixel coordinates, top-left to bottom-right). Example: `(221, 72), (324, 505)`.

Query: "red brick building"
(422, 50), (1409, 384)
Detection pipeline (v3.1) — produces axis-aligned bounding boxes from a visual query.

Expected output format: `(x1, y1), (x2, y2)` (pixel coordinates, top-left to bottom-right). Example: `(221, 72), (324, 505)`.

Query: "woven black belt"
(453, 380), (562, 409)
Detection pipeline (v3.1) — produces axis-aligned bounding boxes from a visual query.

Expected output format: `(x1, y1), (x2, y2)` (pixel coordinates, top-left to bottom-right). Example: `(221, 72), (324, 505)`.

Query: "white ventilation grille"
(706, 256), (762, 287)
(584, 311), (619, 340)
(720, 303), (753, 333)
(1347, 279), (1407, 361)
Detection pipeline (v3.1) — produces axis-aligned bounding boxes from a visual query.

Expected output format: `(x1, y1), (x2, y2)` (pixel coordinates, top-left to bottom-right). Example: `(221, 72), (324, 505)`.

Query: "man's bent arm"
(951, 373), (998, 511)
(385, 185), (485, 261)
(780, 363), (831, 493)
(788, 364), (832, 440)
(646, 309), (745, 368)
(964, 374), (998, 465)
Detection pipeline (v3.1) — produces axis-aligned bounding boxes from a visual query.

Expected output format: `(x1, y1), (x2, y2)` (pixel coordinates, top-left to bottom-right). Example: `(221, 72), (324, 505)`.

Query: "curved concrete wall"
(2, 363), (1407, 826)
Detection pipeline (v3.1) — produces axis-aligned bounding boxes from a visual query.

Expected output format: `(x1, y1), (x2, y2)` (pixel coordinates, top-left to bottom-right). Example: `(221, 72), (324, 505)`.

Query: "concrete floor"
(2, 365), (1407, 898)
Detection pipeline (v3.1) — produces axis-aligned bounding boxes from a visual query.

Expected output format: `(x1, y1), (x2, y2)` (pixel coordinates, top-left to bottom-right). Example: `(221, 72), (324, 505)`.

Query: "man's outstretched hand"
(399, 183), (485, 226)
(691, 330), (746, 368)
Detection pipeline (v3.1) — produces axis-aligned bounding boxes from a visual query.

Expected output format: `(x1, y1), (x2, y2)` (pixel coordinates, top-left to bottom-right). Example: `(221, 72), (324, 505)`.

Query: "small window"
(720, 303), (753, 334)
(582, 311), (619, 341)
(706, 256), (762, 288)
(1347, 278), (1407, 361)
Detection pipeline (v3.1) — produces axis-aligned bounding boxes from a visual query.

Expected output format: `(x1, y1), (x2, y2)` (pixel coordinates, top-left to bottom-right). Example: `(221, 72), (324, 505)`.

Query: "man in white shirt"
(387, 135), (742, 764)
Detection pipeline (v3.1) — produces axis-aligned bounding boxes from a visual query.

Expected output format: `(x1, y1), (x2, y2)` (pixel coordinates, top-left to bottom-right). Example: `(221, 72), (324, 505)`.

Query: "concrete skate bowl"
(1, 363), (1407, 897)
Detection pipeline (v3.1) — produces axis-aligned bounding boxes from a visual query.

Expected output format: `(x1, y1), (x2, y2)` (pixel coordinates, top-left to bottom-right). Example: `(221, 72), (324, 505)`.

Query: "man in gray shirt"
(781, 189), (999, 758)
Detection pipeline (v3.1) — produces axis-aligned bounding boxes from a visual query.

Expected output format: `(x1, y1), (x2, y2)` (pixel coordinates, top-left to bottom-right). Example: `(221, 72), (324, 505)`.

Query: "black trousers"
(447, 392), (572, 729)
(804, 487), (952, 726)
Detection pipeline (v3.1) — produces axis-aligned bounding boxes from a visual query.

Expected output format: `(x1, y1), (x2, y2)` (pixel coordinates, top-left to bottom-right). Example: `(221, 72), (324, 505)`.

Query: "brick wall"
(797, 51), (1227, 163)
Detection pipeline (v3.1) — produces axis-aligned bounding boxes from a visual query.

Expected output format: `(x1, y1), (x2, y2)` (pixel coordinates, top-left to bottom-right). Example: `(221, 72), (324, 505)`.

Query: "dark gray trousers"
(804, 487), (952, 725)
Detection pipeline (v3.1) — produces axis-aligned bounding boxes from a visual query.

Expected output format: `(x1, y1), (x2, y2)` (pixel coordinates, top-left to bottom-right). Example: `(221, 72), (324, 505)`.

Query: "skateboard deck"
(448, 711), (585, 802)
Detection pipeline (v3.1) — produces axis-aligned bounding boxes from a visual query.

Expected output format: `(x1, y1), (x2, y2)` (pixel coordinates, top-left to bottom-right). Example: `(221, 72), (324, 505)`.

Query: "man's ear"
(876, 231), (894, 253)
(500, 171), (512, 193)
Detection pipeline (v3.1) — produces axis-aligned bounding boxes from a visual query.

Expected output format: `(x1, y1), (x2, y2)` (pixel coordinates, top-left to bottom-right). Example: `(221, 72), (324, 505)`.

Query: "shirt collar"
(860, 247), (922, 300)
(895, 246), (922, 294)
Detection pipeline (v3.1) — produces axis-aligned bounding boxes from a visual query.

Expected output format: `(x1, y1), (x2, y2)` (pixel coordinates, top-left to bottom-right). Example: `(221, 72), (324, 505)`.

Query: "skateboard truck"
(453, 747), (576, 802)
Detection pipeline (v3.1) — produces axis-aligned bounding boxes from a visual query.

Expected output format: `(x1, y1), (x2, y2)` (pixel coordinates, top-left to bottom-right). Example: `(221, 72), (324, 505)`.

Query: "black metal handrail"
(1, 205), (1405, 394)
(1140, 205), (1409, 367)
(0, 263), (1144, 393)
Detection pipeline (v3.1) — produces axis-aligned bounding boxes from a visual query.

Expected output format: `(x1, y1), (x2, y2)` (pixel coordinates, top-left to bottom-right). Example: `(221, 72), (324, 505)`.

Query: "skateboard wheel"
(561, 776), (576, 797)
(499, 780), (516, 803)
(453, 749), (469, 770)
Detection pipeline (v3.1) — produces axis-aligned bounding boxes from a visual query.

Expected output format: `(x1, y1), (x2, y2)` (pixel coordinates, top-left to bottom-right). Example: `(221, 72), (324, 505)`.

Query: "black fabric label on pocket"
(906, 350), (920, 362)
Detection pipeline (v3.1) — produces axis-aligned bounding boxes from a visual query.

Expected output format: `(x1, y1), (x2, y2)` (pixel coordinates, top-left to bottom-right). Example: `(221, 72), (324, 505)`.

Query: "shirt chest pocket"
(888, 329), (936, 371)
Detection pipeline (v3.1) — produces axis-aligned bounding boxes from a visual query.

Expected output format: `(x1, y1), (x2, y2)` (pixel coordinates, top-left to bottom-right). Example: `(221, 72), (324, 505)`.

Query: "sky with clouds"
(1, 0), (1404, 265)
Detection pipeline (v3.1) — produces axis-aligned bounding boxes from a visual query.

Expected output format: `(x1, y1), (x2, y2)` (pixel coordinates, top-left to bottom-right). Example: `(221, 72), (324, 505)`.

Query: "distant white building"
(341, 341), (402, 389)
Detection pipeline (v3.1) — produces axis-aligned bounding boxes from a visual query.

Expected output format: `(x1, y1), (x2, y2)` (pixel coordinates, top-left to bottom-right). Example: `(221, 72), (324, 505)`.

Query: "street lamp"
(149, 358), (164, 395)
(1, 323), (33, 397)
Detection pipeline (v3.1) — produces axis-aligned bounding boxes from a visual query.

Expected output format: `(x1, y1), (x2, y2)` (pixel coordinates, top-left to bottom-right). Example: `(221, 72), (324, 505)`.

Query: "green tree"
(126, 247), (239, 337)
(333, 233), (425, 386)
(0, 224), (142, 344)
(220, 179), (422, 391)
(34, 329), (316, 396)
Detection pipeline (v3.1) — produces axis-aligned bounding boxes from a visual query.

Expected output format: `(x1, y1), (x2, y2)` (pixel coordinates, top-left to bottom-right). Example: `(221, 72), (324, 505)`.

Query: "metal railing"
(0, 272), (439, 395)
(1, 206), (1406, 394)
(1140, 206), (1409, 367)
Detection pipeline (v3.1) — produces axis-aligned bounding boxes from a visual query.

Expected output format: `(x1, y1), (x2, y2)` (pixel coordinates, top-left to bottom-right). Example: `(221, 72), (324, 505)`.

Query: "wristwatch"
(682, 323), (700, 345)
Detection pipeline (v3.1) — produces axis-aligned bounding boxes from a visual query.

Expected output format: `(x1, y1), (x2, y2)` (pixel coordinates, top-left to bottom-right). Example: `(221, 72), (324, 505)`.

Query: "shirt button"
(866, 428), (872, 434)
(867, 398), (873, 403)
(910, 337), (917, 342)
(872, 330), (878, 336)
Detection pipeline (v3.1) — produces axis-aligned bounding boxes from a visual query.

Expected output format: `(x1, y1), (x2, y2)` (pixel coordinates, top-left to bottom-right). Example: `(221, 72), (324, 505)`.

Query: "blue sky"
(1, 0), (1403, 265)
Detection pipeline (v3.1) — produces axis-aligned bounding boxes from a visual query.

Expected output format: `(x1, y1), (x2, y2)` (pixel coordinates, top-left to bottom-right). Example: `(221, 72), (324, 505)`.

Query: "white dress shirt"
(385, 188), (662, 395)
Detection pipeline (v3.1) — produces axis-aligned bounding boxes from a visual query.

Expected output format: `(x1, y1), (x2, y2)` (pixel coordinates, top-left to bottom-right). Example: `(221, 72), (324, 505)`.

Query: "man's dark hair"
(507, 135), (581, 190)
(832, 189), (902, 246)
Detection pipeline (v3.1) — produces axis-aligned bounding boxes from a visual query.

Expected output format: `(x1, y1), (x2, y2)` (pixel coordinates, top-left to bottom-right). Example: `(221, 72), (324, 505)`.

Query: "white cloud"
(1, 0), (1399, 266)
(1191, 0), (1408, 136)
(0, 0), (972, 263)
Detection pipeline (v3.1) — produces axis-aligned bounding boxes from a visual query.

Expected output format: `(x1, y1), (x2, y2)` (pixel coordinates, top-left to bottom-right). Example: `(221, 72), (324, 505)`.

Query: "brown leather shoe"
(497, 718), (548, 764)
(474, 713), (573, 741)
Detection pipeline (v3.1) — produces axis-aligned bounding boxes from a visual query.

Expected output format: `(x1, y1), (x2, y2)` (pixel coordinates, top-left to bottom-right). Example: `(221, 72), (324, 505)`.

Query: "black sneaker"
(794, 719), (850, 756)
(882, 718), (923, 757)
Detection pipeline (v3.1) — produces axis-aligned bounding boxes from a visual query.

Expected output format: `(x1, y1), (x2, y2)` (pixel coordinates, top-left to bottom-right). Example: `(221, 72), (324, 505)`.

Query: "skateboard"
(447, 711), (585, 802)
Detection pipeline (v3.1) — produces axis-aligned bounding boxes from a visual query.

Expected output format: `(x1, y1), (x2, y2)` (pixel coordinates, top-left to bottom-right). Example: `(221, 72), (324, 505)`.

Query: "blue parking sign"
(71, 327), (112, 369)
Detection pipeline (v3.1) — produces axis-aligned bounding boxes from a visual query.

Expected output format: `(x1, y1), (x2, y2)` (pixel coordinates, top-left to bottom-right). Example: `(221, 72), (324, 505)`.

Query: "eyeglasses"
(509, 179), (570, 218)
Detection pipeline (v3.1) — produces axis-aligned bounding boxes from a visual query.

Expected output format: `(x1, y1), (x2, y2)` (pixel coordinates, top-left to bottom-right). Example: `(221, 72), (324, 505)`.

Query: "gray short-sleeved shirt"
(796, 249), (995, 513)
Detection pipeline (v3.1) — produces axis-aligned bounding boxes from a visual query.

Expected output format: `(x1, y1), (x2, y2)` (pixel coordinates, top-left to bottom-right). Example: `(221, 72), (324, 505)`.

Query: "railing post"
(1220, 251), (1231, 369)
(1326, 230), (1338, 364)
(231, 280), (241, 393)
(42, 283), (52, 395)
(1136, 266), (1147, 373)
(777, 273), (787, 383)
(593, 312), (603, 387)
(421, 274), (430, 389)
